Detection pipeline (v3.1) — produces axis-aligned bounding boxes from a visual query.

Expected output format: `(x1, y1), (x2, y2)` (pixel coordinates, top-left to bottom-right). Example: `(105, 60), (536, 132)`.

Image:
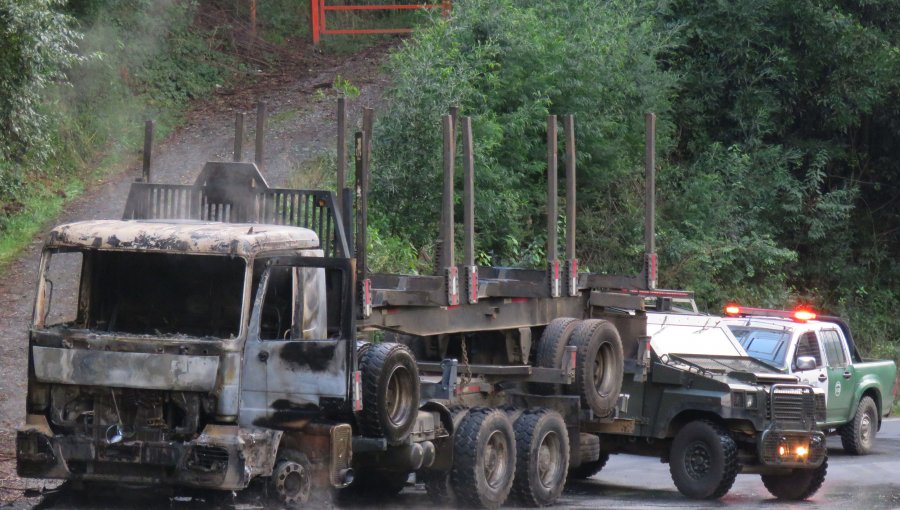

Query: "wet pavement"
(6, 418), (899, 510)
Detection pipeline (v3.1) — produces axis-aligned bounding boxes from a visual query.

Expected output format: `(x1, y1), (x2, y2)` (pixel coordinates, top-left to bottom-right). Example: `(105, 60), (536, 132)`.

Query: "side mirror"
(796, 356), (817, 371)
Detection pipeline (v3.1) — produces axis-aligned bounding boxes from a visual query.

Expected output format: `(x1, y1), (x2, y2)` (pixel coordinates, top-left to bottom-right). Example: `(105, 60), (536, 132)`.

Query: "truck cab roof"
(45, 220), (320, 257)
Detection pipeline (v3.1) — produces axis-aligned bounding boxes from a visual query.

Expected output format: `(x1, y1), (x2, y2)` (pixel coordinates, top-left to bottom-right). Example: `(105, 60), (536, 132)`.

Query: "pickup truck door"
(241, 263), (349, 426)
(791, 331), (828, 398)
(821, 329), (855, 424)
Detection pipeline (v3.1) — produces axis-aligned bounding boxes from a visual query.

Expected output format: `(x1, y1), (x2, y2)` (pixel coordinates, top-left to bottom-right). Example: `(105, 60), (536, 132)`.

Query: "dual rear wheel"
(444, 407), (569, 509)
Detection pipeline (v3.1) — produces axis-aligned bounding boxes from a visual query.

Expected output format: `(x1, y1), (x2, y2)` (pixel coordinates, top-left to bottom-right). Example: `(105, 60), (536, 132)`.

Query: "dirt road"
(0, 43), (391, 506)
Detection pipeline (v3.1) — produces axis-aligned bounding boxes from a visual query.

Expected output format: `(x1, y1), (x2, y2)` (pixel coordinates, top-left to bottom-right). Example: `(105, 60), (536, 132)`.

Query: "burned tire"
(839, 396), (878, 455)
(511, 409), (569, 507)
(531, 318), (580, 395)
(450, 408), (516, 509)
(668, 420), (738, 500)
(359, 342), (420, 444)
(566, 320), (624, 417)
(269, 450), (312, 509)
(761, 458), (827, 500)
(568, 452), (610, 480)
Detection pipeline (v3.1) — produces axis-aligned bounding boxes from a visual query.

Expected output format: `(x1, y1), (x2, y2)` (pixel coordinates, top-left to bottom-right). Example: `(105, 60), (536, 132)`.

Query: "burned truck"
(18, 104), (827, 508)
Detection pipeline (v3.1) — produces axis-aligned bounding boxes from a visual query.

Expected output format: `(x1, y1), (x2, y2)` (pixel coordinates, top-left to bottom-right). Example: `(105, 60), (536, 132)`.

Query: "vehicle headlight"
(745, 392), (756, 409)
(731, 391), (757, 409)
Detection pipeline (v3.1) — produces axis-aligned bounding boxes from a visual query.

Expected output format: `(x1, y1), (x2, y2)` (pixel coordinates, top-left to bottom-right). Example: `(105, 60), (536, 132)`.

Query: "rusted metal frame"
(142, 120), (154, 183)
(416, 362), (571, 384)
(564, 114), (578, 297)
(336, 96), (346, 213)
(361, 295), (587, 337)
(440, 114), (460, 306)
(461, 116), (477, 305)
(255, 101), (267, 171)
(312, 0), (450, 43)
(546, 115), (561, 298)
(234, 113), (245, 162)
(579, 273), (647, 291)
(477, 266), (546, 282)
(355, 109), (374, 318)
(644, 112), (657, 290)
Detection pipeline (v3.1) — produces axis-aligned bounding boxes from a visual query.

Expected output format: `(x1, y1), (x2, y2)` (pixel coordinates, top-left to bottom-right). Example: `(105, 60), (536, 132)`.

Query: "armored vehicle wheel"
(568, 452), (610, 479)
(450, 408), (517, 509)
(269, 451), (312, 509)
(531, 318), (580, 395)
(511, 409), (569, 507)
(839, 396), (878, 455)
(668, 420), (737, 499)
(566, 319), (624, 417)
(359, 342), (420, 444)
(761, 458), (828, 500)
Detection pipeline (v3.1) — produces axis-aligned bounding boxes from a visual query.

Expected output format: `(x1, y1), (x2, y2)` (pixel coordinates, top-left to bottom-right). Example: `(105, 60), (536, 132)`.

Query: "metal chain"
(460, 335), (473, 388)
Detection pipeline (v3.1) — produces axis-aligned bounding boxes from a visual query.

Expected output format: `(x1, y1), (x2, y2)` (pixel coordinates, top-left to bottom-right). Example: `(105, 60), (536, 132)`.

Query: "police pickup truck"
(723, 305), (898, 454)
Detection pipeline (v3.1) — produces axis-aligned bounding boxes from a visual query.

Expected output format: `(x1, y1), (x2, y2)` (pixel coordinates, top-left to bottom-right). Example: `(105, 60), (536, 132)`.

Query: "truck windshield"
(38, 249), (246, 339)
(728, 326), (791, 369)
(647, 315), (747, 357)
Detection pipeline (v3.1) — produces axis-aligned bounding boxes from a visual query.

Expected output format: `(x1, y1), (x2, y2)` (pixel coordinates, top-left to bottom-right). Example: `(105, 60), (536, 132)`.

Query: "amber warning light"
(723, 304), (818, 323)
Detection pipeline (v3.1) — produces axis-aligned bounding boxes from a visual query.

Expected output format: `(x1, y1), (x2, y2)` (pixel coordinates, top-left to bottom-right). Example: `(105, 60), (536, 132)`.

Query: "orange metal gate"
(311, 0), (451, 44)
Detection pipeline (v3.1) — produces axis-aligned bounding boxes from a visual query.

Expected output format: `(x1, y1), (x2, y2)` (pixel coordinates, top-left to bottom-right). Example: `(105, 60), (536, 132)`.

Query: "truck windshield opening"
(41, 250), (246, 339)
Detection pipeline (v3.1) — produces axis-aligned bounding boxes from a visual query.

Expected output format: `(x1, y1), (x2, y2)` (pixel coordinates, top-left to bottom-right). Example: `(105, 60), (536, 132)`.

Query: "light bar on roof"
(723, 304), (818, 323)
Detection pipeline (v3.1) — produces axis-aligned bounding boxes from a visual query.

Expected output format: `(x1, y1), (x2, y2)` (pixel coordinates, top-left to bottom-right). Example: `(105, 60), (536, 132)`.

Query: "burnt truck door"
(241, 257), (353, 426)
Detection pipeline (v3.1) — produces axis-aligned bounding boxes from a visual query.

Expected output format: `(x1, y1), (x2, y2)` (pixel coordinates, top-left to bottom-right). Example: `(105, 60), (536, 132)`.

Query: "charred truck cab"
(18, 162), (360, 504)
(19, 105), (826, 508)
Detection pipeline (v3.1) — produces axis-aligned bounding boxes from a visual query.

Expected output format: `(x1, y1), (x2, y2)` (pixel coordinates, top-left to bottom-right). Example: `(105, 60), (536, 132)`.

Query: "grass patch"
(0, 180), (83, 271)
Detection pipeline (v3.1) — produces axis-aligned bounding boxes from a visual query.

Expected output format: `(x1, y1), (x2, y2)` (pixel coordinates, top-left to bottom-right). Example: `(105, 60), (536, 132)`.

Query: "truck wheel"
(568, 452), (610, 479)
(668, 420), (737, 499)
(511, 409), (569, 507)
(269, 451), (312, 509)
(450, 408), (516, 509)
(531, 318), (580, 395)
(839, 396), (878, 455)
(761, 458), (828, 500)
(422, 470), (456, 504)
(359, 342), (420, 444)
(566, 320), (624, 417)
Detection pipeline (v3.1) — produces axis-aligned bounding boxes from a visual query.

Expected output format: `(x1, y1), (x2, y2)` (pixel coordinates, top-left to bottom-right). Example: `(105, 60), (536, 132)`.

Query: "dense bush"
(372, 0), (899, 359)
(372, 0), (675, 269)
(0, 0), (81, 207)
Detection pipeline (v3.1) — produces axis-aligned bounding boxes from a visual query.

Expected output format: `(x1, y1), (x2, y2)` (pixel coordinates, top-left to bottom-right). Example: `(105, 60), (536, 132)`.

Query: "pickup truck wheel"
(566, 320), (624, 417)
(761, 458), (827, 500)
(531, 318), (580, 395)
(269, 451), (312, 509)
(568, 452), (610, 479)
(450, 408), (516, 509)
(668, 420), (737, 499)
(359, 342), (420, 444)
(510, 409), (569, 507)
(839, 396), (878, 455)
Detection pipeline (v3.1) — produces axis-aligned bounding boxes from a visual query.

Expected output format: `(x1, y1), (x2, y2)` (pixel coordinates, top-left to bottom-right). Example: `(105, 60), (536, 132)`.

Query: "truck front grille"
(770, 385), (817, 430)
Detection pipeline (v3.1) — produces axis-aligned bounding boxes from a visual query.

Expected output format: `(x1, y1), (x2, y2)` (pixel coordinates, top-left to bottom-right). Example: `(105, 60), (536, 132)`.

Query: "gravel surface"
(0, 42), (392, 506)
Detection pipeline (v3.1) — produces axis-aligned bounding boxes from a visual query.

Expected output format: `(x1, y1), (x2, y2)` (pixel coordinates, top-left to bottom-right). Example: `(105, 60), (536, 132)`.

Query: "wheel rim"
(537, 431), (563, 489)
(860, 408), (874, 446)
(386, 365), (414, 427)
(275, 461), (311, 505)
(683, 440), (713, 480)
(483, 430), (509, 489)
(593, 342), (615, 397)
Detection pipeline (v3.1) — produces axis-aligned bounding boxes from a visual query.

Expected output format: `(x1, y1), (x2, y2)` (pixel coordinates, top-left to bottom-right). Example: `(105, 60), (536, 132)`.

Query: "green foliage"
(373, 0), (675, 268)
(661, 0), (900, 357)
(0, 0), (81, 161)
